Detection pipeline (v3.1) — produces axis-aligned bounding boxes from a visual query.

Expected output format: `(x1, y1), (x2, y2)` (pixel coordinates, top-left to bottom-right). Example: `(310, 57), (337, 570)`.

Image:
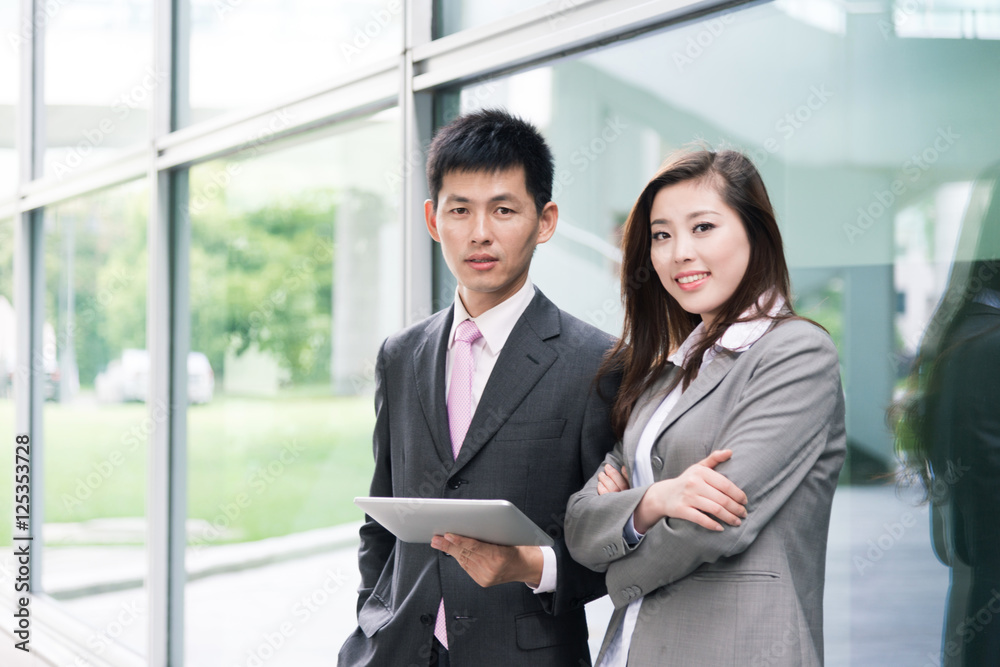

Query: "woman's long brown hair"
(600, 148), (797, 439)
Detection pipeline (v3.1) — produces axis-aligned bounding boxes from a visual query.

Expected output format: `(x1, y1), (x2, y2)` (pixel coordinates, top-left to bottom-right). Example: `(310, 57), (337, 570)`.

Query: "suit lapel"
(654, 351), (738, 440)
(412, 309), (455, 467)
(452, 290), (559, 472)
(622, 369), (677, 474)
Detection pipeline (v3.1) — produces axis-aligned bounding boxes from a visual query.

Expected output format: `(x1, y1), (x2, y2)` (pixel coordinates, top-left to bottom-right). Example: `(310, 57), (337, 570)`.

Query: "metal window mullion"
(402, 0), (433, 327)
(16, 0), (46, 593)
(148, 0), (184, 665)
(414, 0), (742, 91)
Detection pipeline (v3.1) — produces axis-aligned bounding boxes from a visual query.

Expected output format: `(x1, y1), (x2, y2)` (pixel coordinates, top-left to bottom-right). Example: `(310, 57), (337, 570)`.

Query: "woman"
(565, 148), (846, 666)
(891, 164), (1000, 666)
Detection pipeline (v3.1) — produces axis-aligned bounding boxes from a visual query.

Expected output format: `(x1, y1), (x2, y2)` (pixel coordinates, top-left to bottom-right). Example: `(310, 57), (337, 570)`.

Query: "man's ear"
(535, 201), (558, 245)
(425, 199), (441, 242)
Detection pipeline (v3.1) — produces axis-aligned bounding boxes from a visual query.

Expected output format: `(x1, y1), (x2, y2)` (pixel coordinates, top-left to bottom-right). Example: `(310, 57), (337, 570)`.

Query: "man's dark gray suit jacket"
(338, 287), (618, 666)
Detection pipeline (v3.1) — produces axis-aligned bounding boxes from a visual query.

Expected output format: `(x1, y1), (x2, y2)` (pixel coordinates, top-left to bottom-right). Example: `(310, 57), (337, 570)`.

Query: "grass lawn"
(0, 391), (376, 545)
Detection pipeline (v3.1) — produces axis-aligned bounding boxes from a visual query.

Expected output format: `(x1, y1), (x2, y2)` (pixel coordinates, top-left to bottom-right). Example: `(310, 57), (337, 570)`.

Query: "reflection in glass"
(181, 0), (402, 128)
(894, 164), (1000, 666)
(184, 110), (400, 666)
(42, 180), (149, 655)
(44, 0), (154, 179)
(448, 3), (1000, 661)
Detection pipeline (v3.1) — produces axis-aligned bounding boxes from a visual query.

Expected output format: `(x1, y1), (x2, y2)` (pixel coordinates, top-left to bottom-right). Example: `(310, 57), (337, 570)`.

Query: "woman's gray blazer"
(565, 318), (846, 666)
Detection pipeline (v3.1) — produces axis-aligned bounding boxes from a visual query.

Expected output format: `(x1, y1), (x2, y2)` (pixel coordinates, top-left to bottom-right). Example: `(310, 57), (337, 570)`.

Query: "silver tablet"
(354, 497), (555, 547)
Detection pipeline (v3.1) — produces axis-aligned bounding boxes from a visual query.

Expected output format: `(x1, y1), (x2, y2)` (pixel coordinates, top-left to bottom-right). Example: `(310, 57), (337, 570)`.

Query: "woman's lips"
(675, 271), (709, 291)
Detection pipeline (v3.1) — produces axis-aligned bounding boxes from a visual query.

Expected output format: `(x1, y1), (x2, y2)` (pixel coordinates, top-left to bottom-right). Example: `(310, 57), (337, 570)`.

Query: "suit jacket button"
(651, 455), (664, 470)
(447, 478), (465, 490)
(420, 614), (433, 625)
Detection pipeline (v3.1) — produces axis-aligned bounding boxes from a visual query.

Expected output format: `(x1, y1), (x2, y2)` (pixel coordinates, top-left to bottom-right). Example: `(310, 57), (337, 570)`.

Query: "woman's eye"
(651, 231), (670, 241)
(693, 222), (715, 233)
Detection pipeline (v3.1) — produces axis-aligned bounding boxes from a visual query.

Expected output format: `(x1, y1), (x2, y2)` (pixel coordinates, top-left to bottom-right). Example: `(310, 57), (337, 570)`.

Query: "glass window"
(41, 180), (148, 656)
(0, 217), (14, 550)
(446, 3), (1000, 662)
(179, 0), (403, 128)
(43, 0), (154, 179)
(0, 2), (18, 195)
(434, 0), (553, 37)
(183, 109), (401, 665)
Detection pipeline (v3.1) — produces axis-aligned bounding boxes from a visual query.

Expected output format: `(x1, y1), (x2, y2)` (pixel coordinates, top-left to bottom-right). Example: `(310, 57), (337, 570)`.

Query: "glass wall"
(182, 109), (401, 665)
(0, 217), (14, 551)
(446, 3), (1000, 663)
(0, 3), (17, 196)
(42, 180), (148, 656)
(44, 0), (154, 178)
(180, 0), (402, 128)
(5, 0), (999, 664)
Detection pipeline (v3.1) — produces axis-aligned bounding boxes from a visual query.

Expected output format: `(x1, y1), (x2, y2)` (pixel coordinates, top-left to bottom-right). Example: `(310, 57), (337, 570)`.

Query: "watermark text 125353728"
(13, 434), (32, 652)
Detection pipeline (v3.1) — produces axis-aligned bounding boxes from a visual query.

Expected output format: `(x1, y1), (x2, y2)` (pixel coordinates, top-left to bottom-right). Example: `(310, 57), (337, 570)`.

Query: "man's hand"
(633, 449), (748, 534)
(431, 534), (543, 588)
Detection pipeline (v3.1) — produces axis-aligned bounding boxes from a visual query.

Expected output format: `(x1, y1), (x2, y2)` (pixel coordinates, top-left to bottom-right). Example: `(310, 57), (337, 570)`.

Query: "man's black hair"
(426, 108), (554, 214)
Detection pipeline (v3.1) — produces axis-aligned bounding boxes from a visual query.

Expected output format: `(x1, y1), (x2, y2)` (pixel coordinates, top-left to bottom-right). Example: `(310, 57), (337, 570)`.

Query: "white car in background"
(96, 349), (215, 404)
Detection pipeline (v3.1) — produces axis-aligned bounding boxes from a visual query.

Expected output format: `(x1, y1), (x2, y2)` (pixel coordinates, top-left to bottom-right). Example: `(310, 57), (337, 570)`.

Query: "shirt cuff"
(528, 546), (557, 594)
(623, 515), (645, 546)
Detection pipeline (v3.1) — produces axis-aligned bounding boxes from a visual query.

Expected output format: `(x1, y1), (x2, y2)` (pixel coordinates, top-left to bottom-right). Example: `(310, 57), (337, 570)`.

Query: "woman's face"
(649, 178), (751, 328)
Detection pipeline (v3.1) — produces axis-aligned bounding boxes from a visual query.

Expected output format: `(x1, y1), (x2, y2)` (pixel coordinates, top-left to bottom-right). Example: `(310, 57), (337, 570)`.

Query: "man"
(338, 109), (618, 666)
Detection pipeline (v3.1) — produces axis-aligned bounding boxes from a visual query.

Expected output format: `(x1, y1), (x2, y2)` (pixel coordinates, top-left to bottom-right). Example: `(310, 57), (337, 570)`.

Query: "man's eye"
(451, 207), (468, 215)
(496, 207), (513, 215)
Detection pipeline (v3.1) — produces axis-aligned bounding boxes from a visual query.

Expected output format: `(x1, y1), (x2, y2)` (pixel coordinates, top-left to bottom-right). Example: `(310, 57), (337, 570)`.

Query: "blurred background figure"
(893, 163), (1000, 667)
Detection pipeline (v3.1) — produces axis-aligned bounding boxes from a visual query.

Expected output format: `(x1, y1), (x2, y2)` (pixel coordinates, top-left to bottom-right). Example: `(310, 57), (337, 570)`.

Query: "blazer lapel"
(622, 369), (677, 475)
(452, 290), (559, 472)
(412, 309), (455, 467)
(654, 351), (739, 440)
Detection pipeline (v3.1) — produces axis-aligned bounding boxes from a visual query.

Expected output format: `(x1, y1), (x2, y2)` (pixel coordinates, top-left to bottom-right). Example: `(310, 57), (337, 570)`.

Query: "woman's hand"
(597, 464), (630, 495)
(633, 449), (748, 533)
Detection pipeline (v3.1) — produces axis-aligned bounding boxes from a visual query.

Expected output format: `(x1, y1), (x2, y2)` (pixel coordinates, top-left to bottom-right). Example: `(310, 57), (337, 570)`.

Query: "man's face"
(425, 167), (557, 317)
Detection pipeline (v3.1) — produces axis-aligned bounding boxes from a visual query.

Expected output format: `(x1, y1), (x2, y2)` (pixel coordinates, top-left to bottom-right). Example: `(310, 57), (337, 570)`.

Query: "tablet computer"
(354, 497), (555, 547)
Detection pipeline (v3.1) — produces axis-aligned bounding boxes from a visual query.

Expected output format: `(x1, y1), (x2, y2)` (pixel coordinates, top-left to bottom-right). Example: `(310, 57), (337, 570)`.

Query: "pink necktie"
(435, 319), (482, 649)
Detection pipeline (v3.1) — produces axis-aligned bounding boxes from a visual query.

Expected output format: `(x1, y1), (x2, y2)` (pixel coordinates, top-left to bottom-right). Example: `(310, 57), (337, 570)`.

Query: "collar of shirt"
(448, 278), (536, 356)
(667, 294), (787, 370)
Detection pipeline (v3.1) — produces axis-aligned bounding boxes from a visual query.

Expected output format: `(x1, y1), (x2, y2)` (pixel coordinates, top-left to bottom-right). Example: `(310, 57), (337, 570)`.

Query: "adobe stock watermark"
(13, 267), (133, 392)
(339, 0), (402, 64)
(60, 400), (169, 512)
(235, 567), (349, 667)
(550, 116), (629, 199)
(188, 439), (306, 549)
(877, 0), (924, 40)
(7, 0), (70, 52)
(733, 84), (834, 170)
(188, 108), (295, 214)
(51, 68), (167, 179)
(673, 11), (738, 72)
(544, 0), (587, 29)
(843, 126), (960, 244)
(854, 458), (970, 575)
(924, 588), (1000, 666)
